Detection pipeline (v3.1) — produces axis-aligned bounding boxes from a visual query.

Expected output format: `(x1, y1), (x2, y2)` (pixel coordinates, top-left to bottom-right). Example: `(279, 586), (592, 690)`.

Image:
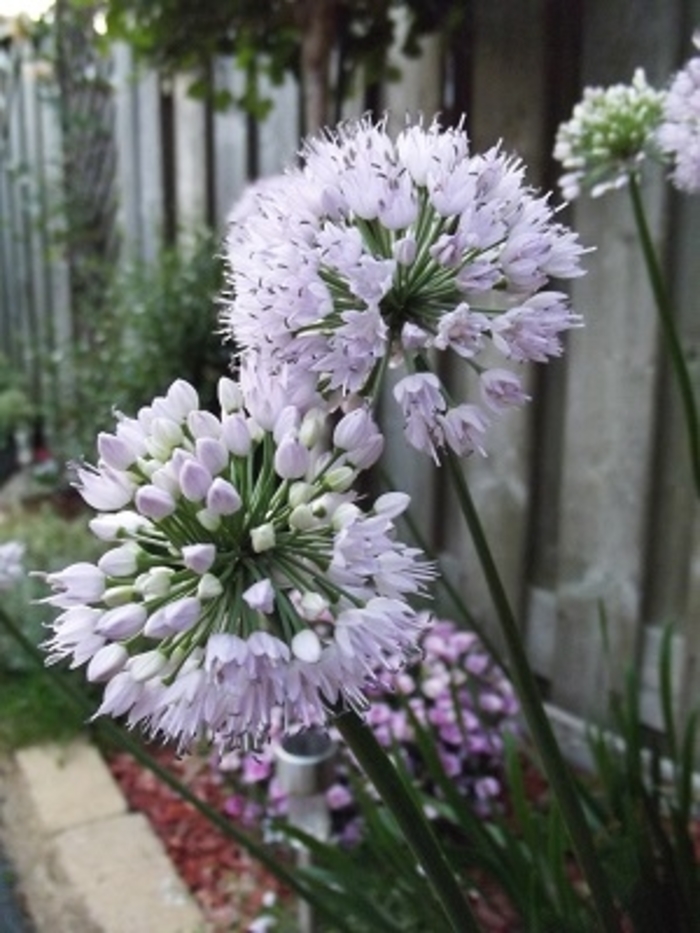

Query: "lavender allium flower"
(0, 541), (24, 590)
(554, 69), (665, 200)
(42, 377), (433, 750)
(657, 34), (700, 193)
(223, 116), (584, 461)
(217, 619), (520, 843)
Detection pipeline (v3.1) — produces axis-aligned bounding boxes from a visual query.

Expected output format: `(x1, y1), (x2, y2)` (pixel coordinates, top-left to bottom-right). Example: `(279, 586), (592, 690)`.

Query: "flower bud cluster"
(224, 115), (585, 461)
(554, 68), (665, 200)
(43, 377), (432, 750)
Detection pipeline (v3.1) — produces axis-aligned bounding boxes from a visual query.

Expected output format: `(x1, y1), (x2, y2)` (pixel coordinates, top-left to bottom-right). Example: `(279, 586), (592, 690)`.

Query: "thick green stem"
(445, 452), (620, 933)
(628, 173), (700, 497)
(0, 607), (354, 933)
(334, 708), (481, 933)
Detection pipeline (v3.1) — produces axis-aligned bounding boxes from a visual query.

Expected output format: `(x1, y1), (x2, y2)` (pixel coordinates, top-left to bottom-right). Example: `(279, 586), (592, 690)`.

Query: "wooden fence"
(1, 0), (700, 731)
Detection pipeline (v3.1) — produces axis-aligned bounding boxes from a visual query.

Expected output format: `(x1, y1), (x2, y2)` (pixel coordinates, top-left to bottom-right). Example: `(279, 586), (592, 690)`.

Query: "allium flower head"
(0, 541), (25, 590)
(42, 377), (433, 750)
(657, 33), (700, 193)
(223, 115), (584, 460)
(554, 69), (665, 200)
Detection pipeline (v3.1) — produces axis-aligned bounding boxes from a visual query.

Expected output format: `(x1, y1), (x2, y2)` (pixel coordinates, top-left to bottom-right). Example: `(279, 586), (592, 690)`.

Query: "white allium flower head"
(42, 378), (432, 751)
(554, 68), (666, 200)
(657, 32), (700, 193)
(224, 115), (585, 461)
(0, 541), (25, 590)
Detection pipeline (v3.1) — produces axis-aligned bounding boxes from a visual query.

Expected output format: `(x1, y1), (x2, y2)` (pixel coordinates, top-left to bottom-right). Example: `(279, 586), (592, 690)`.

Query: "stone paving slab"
(0, 740), (205, 933)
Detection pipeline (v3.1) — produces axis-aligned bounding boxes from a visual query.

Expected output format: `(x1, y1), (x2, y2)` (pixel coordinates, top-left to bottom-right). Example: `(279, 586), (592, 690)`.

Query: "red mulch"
(106, 745), (548, 932)
(107, 747), (289, 931)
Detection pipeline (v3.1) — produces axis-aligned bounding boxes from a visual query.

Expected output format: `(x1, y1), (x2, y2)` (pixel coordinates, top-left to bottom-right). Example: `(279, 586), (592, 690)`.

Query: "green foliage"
(0, 355), (34, 444)
(0, 669), (90, 751)
(48, 231), (227, 462)
(79, 0), (469, 118)
(0, 503), (102, 672)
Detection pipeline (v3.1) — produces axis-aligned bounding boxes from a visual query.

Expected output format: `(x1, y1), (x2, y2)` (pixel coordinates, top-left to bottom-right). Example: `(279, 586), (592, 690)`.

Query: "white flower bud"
(87, 643), (129, 683)
(196, 437), (229, 476)
(102, 584), (135, 607)
(196, 508), (221, 531)
(129, 649), (168, 682)
(274, 437), (310, 480)
(165, 379), (200, 420)
(179, 459), (213, 501)
(135, 485), (176, 520)
(98, 542), (141, 578)
(288, 481), (314, 508)
(206, 478), (241, 515)
(97, 432), (138, 470)
(331, 502), (361, 530)
(187, 409), (221, 439)
(182, 543), (217, 575)
(135, 566), (174, 599)
(324, 466), (355, 492)
(298, 592), (329, 621)
(299, 409), (327, 448)
(373, 492), (411, 519)
(221, 413), (252, 456)
(250, 523), (276, 553)
(242, 578), (275, 614)
(218, 377), (243, 414)
(291, 629), (322, 663)
(289, 504), (316, 531)
(198, 573), (223, 600)
(96, 604), (147, 639)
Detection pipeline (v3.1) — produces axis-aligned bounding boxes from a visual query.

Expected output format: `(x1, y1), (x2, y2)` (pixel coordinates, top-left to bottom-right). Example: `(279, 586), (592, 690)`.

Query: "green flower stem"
(444, 452), (620, 933)
(0, 606), (355, 933)
(628, 172), (700, 497)
(333, 707), (480, 933)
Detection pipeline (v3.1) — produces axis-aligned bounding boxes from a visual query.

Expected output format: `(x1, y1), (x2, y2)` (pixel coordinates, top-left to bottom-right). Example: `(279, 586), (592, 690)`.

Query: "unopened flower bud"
(96, 604), (147, 639)
(299, 409), (327, 448)
(135, 566), (174, 599)
(187, 409), (221, 439)
(393, 235), (417, 265)
(274, 437), (310, 479)
(288, 481), (313, 508)
(373, 492), (410, 518)
(242, 578), (275, 614)
(298, 592), (329, 621)
(135, 485), (176, 520)
(182, 543), (216, 574)
(165, 379), (199, 420)
(289, 504), (316, 531)
(196, 437), (229, 476)
(98, 542), (141, 578)
(324, 466), (355, 492)
(151, 417), (184, 451)
(196, 508), (221, 531)
(179, 459), (213, 502)
(102, 584), (135, 607)
(98, 432), (137, 470)
(198, 573), (223, 600)
(87, 643), (129, 682)
(218, 377), (243, 414)
(129, 649), (168, 682)
(251, 523), (275, 553)
(221, 413), (252, 456)
(206, 477), (241, 515)
(332, 502), (361, 530)
(291, 629), (322, 663)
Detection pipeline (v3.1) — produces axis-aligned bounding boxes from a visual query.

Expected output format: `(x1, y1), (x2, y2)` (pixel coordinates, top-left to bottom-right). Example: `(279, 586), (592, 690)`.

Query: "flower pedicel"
(42, 377), (433, 750)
